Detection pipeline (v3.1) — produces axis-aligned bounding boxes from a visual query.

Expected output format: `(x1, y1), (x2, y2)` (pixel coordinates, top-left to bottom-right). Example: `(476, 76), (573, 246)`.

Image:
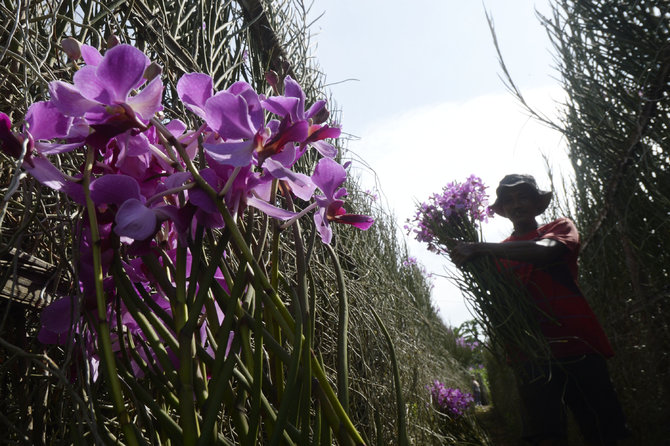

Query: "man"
(450, 174), (629, 446)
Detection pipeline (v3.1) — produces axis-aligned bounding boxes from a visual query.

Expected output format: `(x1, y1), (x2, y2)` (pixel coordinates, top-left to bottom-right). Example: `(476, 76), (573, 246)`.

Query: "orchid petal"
(262, 96), (300, 119)
(25, 101), (73, 140)
(188, 169), (219, 213)
(246, 196), (297, 220)
(205, 91), (256, 140)
(305, 99), (327, 120)
(96, 44), (149, 103)
(38, 296), (78, 344)
(163, 171), (192, 190)
(227, 81), (264, 130)
(203, 140), (255, 167)
(310, 124), (341, 141)
(121, 131), (152, 157)
(263, 158), (315, 201)
(312, 157), (346, 200)
(35, 141), (85, 155)
(49, 81), (101, 117)
(25, 157), (84, 203)
(127, 76), (164, 121)
(283, 76), (306, 121)
(270, 142), (296, 166)
(311, 140), (338, 158)
(90, 174), (142, 206)
(81, 44), (103, 66)
(313, 209), (332, 244)
(165, 119), (187, 136)
(177, 72), (212, 120)
(115, 198), (157, 240)
(334, 214), (375, 229)
(0, 113), (22, 158)
(73, 65), (111, 103)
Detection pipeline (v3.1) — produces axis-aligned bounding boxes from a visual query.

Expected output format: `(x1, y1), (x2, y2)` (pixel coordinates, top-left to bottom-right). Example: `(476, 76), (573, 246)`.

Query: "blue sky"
(308, 1), (570, 326)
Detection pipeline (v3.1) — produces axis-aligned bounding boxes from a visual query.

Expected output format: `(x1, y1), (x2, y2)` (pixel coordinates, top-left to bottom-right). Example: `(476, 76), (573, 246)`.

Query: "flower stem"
(371, 307), (409, 446)
(82, 145), (140, 446)
(324, 244), (349, 415)
(175, 243), (200, 445)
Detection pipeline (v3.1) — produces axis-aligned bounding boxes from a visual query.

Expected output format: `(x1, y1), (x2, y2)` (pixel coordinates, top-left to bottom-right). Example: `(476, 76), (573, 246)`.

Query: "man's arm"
(449, 239), (568, 267)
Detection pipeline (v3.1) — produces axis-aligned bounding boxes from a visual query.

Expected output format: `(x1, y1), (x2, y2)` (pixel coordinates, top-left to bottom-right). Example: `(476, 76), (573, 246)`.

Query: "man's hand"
(449, 241), (482, 267)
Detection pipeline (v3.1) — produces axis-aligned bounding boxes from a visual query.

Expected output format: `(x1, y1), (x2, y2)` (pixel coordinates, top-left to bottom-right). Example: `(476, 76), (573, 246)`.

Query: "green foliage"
(0, 1), (481, 445)
(542, 1), (670, 443)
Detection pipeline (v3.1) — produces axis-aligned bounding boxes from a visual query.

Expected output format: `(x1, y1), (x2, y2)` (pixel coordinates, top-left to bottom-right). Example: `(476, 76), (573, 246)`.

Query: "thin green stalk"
(233, 360), (298, 445)
(269, 293), (303, 446)
(268, 219), (285, 402)
(196, 325), (241, 446)
(285, 191), (313, 442)
(324, 244), (350, 415)
(244, 288), (264, 444)
(371, 307), (409, 446)
(82, 145), (140, 446)
(175, 244), (200, 445)
(310, 350), (364, 445)
(154, 117), (365, 444)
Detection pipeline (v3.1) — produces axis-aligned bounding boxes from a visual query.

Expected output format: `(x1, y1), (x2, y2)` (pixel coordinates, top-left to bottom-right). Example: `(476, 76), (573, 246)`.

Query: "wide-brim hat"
(489, 174), (552, 218)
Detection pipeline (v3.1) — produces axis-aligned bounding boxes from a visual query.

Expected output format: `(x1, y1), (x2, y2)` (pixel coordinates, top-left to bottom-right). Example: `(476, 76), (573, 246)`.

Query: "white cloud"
(347, 85), (571, 327)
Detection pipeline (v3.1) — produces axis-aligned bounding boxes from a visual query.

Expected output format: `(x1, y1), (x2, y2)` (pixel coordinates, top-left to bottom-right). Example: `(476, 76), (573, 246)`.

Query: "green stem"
(153, 117), (366, 445)
(324, 244), (350, 415)
(82, 146), (140, 446)
(371, 307), (409, 446)
(175, 244), (200, 445)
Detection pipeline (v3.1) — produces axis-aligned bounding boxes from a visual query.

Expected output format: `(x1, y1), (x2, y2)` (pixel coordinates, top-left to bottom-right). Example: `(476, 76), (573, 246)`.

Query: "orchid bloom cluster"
(0, 39), (372, 375)
(426, 380), (475, 418)
(456, 337), (481, 351)
(406, 175), (493, 254)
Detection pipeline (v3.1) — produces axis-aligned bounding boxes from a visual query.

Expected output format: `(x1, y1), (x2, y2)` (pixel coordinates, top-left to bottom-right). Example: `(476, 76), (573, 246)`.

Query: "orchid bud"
(143, 62), (162, 82)
(61, 37), (82, 60)
(311, 106), (330, 125)
(280, 60), (291, 76)
(107, 34), (120, 49)
(265, 70), (279, 89)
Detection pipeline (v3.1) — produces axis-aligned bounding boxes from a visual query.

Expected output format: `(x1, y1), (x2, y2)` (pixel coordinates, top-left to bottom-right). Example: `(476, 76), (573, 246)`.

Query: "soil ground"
(475, 405), (525, 446)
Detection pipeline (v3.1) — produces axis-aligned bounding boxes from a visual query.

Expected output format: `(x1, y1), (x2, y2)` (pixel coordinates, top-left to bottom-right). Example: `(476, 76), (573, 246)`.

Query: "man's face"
(498, 185), (539, 224)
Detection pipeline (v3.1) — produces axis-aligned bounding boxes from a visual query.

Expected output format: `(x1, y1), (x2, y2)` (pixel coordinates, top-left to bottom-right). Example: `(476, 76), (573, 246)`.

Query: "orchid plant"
(1, 38), (373, 445)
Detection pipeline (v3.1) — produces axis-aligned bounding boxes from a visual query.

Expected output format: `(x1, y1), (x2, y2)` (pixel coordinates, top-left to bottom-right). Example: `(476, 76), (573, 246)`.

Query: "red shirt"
(501, 218), (614, 358)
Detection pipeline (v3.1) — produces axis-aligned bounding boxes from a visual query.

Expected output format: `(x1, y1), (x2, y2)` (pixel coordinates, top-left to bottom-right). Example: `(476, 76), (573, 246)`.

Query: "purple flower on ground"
(426, 380), (475, 417)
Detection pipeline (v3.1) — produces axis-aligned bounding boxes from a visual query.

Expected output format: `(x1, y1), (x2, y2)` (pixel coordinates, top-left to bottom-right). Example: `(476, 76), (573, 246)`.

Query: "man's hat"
(489, 174), (552, 218)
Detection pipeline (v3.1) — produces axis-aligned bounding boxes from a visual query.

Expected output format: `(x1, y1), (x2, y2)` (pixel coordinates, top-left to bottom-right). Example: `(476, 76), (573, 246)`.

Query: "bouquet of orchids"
(1, 38), (373, 444)
(407, 176), (550, 363)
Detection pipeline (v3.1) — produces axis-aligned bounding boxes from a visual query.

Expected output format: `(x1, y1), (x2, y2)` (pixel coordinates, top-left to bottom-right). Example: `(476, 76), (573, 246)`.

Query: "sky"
(307, 0), (571, 327)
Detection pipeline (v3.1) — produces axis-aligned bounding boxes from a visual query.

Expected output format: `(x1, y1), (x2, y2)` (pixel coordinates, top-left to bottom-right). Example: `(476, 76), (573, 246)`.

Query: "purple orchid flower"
(311, 157), (374, 244)
(262, 76), (339, 159)
(90, 173), (185, 241)
(178, 73), (312, 168)
(202, 87), (307, 168)
(262, 75), (326, 123)
(0, 112), (85, 203)
(49, 44), (164, 147)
